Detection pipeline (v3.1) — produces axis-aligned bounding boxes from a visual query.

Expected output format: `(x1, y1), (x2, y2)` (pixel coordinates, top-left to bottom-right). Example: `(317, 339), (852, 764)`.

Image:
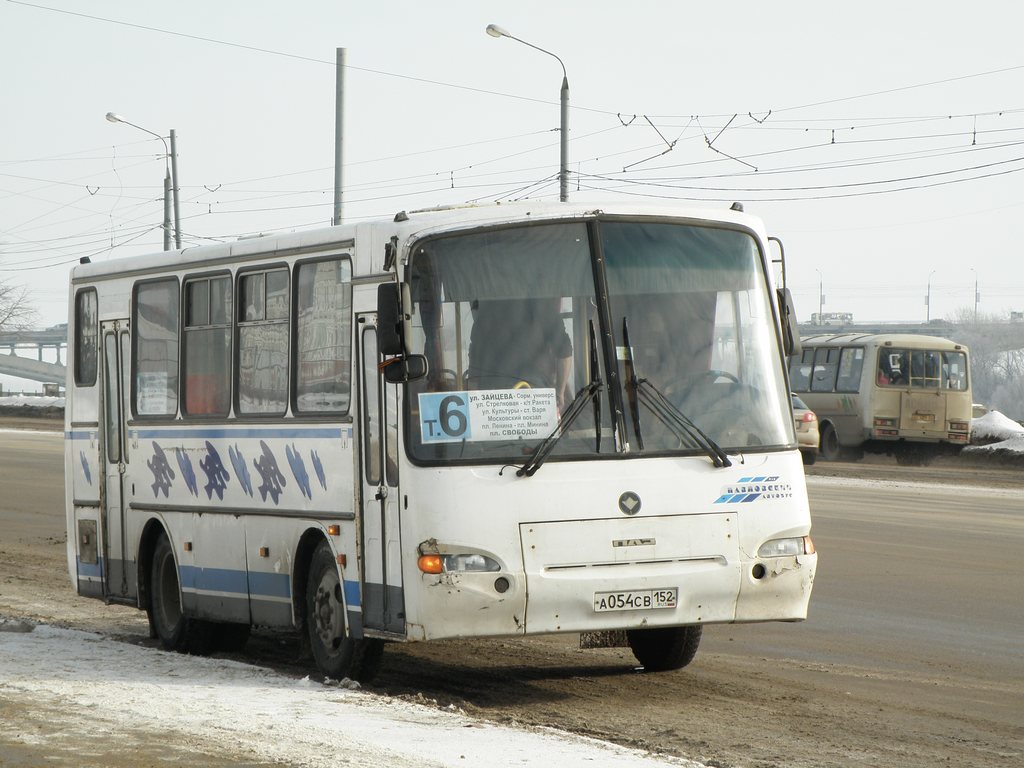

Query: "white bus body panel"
(400, 450), (814, 641)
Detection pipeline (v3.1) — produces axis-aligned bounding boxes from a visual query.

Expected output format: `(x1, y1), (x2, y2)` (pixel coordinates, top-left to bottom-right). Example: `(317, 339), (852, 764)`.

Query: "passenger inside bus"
(467, 297), (573, 411)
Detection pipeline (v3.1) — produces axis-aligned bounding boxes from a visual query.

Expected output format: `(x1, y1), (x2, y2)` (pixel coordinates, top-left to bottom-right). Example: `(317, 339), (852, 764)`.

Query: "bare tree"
(0, 279), (38, 332)
(948, 306), (1024, 419)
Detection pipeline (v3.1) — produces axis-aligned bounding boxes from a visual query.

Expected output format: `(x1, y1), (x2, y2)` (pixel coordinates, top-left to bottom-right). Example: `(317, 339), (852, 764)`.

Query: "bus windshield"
(406, 218), (792, 465)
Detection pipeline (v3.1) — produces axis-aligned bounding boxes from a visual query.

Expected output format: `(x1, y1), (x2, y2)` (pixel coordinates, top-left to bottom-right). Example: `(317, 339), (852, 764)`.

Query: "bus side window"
(133, 278), (180, 417)
(294, 257), (353, 414)
(74, 288), (98, 387)
(836, 347), (863, 392)
(788, 347), (813, 392)
(810, 347), (839, 392)
(183, 275), (232, 416)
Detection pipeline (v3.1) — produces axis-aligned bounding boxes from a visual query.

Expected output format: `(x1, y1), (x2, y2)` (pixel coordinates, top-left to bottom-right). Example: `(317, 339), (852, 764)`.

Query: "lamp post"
(815, 268), (824, 322)
(970, 268), (979, 323)
(926, 270), (936, 322)
(486, 23), (569, 202)
(106, 112), (181, 250)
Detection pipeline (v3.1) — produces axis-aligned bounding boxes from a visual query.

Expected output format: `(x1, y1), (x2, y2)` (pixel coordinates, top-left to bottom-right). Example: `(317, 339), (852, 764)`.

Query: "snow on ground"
(0, 622), (700, 768)
(964, 409), (1024, 455)
(0, 394), (64, 408)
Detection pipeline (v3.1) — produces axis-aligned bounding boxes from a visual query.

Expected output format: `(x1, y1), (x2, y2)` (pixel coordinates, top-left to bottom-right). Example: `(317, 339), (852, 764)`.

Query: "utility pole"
(170, 129), (181, 248)
(333, 48), (346, 226)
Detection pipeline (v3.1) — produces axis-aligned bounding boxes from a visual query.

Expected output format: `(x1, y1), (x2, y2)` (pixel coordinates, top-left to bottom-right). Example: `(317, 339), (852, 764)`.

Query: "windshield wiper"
(621, 315), (731, 468)
(517, 326), (603, 478)
(636, 379), (732, 468)
(622, 317), (644, 450)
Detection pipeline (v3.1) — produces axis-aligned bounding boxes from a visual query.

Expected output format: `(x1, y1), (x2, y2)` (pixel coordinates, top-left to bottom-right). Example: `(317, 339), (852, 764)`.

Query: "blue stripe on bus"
(131, 427), (349, 440)
(77, 557), (104, 579)
(67, 431), (94, 440)
(178, 565), (361, 607)
(344, 579), (361, 608)
(248, 571), (292, 599)
(180, 565), (249, 595)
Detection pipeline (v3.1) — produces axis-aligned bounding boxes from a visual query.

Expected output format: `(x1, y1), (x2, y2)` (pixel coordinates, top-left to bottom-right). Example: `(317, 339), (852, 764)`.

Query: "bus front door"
(358, 315), (406, 635)
(100, 319), (131, 599)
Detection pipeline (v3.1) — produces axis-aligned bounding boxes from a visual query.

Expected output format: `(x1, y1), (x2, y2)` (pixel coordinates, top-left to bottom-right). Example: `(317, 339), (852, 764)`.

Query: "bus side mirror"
(778, 288), (802, 357)
(382, 355), (428, 383)
(377, 283), (405, 355)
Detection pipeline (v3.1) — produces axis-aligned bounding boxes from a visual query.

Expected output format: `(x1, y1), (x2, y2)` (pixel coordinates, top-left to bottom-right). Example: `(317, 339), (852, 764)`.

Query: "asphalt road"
(1, 426), (1022, 767)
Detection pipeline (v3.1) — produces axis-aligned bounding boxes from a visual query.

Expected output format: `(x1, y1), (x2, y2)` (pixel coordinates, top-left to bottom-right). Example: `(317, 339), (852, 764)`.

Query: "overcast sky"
(3, 0), (1024, 339)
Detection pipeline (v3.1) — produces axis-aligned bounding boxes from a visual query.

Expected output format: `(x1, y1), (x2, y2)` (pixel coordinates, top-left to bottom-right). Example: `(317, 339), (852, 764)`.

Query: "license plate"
(594, 588), (678, 612)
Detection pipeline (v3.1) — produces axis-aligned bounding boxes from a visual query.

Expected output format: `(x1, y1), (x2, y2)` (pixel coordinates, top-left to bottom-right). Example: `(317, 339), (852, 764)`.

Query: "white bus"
(790, 333), (971, 465)
(65, 201), (816, 681)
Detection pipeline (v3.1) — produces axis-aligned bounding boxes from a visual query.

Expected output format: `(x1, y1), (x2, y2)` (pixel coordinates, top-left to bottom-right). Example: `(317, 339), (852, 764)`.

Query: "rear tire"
(819, 423), (841, 461)
(306, 541), (384, 683)
(149, 532), (215, 655)
(627, 625), (702, 671)
(801, 448), (817, 466)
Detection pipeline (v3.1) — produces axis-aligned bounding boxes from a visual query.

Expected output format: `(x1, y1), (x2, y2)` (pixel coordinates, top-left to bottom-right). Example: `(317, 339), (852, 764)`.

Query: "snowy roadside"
(0, 621), (701, 768)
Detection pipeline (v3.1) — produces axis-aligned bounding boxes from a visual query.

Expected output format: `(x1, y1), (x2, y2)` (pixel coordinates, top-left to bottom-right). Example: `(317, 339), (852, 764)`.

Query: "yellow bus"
(789, 333), (971, 465)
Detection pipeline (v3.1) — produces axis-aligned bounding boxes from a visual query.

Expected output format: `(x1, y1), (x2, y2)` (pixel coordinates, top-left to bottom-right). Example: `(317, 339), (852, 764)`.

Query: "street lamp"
(105, 112), (181, 250)
(486, 23), (569, 202)
(926, 270), (936, 323)
(970, 268), (980, 323)
(815, 268), (824, 322)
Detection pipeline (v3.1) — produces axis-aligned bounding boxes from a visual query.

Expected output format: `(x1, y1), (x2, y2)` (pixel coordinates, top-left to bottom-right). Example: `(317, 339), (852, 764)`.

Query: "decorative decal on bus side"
(148, 442), (175, 497)
(200, 441), (230, 500)
(79, 452), (92, 485)
(254, 441), (287, 504)
(713, 476), (793, 504)
(229, 444), (253, 497)
(176, 448), (198, 496)
(286, 444), (312, 500)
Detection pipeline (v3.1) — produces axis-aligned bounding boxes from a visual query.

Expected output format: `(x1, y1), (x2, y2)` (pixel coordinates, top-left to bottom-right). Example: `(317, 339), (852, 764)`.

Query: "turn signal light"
(418, 555), (443, 574)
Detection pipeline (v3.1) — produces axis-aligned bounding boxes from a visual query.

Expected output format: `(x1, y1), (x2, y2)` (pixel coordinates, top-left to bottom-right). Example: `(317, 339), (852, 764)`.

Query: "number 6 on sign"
(419, 392), (472, 443)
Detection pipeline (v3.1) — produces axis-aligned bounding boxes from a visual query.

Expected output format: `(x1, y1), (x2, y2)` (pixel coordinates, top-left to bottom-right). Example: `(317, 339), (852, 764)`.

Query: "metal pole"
(333, 48), (346, 225)
(169, 129), (181, 249)
(559, 75), (569, 202)
(974, 275), (979, 322)
(926, 270), (935, 322)
(815, 269), (823, 319)
(162, 171), (172, 251)
(486, 26), (568, 201)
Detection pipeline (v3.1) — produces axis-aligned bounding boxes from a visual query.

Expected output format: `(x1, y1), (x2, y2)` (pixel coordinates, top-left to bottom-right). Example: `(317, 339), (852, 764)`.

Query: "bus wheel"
(306, 541), (384, 683)
(150, 532), (215, 655)
(819, 423), (841, 461)
(626, 625), (702, 672)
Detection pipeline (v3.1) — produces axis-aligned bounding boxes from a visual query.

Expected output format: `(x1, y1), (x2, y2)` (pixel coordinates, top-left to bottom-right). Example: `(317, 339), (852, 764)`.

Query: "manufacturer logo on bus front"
(618, 491), (641, 515)
(713, 476), (793, 504)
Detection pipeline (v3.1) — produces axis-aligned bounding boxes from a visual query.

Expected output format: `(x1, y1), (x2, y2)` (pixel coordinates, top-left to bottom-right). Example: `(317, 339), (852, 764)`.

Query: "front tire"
(627, 625), (702, 671)
(306, 541), (383, 682)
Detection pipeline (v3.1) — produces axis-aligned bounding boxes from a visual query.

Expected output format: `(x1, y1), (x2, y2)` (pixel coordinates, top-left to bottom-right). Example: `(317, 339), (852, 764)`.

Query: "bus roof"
(69, 200), (767, 283)
(799, 332), (968, 350)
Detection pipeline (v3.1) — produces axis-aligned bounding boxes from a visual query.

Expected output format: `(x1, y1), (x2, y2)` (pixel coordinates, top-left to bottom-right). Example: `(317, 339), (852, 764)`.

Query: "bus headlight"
(758, 536), (815, 557)
(441, 554), (501, 573)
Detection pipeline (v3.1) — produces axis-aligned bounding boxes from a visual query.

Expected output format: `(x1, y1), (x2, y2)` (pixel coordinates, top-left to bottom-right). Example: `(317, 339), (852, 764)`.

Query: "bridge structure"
(0, 327), (67, 387)
(797, 321), (1024, 352)
(2, 320), (1022, 391)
